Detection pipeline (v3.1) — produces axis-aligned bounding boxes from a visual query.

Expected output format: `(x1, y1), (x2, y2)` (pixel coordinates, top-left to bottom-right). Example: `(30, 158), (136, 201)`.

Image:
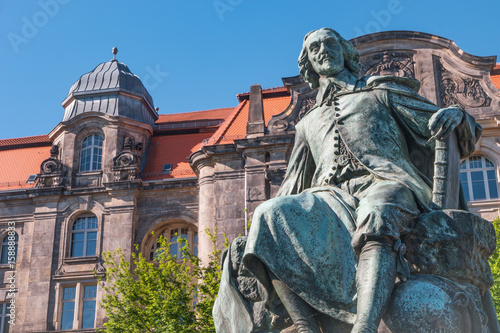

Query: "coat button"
(334, 151), (340, 155)
(334, 143), (339, 147)
(335, 107), (340, 111)
(334, 129), (339, 133)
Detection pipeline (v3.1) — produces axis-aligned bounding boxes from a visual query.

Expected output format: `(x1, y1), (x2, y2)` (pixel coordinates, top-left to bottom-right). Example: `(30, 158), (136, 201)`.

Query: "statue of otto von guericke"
(213, 28), (499, 333)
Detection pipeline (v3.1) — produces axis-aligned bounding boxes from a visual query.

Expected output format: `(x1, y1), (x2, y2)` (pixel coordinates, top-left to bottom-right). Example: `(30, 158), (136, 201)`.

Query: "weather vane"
(112, 47), (118, 61)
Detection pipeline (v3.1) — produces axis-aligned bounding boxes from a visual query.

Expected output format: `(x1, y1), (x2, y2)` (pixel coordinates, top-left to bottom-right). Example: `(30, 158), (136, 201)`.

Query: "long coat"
(278, 75), (480, 208)
(213, 76), (481, 331)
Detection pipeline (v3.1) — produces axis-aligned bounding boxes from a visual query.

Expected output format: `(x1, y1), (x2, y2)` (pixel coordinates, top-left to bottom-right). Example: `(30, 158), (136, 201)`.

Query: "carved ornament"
(435, 58), (492, 108)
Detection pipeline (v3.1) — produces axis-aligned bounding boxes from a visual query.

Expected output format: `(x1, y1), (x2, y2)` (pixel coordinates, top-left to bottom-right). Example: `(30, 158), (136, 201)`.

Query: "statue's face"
(305, 29), (344, 77)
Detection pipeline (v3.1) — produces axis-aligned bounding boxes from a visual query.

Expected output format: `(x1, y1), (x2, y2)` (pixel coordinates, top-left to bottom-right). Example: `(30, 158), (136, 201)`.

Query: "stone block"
(403, 209), (496, 293)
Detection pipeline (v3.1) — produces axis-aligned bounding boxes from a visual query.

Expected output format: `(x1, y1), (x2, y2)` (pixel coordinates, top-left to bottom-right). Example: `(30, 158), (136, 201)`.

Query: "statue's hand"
(428, 106), (464, 140)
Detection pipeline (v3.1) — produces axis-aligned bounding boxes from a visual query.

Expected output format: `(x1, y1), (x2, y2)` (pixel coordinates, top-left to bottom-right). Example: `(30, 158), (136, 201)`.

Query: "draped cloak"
(213, 76), (481, 331)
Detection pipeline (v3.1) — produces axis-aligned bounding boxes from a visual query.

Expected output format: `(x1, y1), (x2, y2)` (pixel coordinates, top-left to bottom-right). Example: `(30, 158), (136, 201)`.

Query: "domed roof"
(66, 60), (154, 107)
(62, 57), (158, 126)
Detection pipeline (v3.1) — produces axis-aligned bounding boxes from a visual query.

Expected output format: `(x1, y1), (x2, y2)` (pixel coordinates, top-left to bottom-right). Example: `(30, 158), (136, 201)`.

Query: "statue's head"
(298, 28), (361, 89)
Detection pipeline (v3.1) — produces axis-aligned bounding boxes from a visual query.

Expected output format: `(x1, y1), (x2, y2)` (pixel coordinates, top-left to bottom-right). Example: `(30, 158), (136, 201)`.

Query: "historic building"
(0, 31), (499, 331)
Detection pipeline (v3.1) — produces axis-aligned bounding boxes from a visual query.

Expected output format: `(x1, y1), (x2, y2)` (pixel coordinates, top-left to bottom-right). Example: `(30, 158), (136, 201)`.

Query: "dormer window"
(26, 174), (37, 184)
(80, 135), (103, 172)
(162, 163), (173, 174)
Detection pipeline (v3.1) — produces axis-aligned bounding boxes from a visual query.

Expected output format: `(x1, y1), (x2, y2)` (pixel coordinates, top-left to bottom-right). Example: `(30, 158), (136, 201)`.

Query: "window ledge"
(467, 198), (500, 206)
(53, 329), (98, 332)
(63, 256), (98, 264)
(75, 170), (102, 176)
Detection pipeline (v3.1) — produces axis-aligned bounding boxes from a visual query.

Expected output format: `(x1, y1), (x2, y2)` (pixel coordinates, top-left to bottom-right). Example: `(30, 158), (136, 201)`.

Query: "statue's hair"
(298, 28), (361, 89)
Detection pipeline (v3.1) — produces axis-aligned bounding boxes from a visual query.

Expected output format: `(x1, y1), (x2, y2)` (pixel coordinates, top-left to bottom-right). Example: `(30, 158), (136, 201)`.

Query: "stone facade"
(0, 31), (499, 331)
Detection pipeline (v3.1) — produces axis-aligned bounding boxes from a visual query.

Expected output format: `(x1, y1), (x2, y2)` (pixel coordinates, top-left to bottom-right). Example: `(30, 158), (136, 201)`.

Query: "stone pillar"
(242, 149), (267, 221)
(102, 188), (137, 255)
(97, 186), (137, 328)
(18, 195), (59, 332)
(191, 151), (216, 265)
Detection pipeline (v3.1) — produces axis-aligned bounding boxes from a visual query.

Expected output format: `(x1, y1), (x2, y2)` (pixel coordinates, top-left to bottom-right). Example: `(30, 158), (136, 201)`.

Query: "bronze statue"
(214, 28), (498, 333)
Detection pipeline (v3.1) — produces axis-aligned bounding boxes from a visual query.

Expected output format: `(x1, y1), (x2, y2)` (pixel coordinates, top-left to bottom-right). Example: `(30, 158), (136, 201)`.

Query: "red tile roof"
(207, 92), (291, 145)
(156, 107), (235, 124)
(0, 145), (51, 191)
(491, 64), (500, 89)
(236, 86), (289, 102)
(0, 135), (51, 150)
(142, 132), (213, 180)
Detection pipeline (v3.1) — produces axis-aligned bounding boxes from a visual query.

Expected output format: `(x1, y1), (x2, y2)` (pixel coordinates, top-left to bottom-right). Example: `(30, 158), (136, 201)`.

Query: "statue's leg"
(351, 240), (396, 333)
(270, 273), (321, 333)
(349, 180), (420, 333)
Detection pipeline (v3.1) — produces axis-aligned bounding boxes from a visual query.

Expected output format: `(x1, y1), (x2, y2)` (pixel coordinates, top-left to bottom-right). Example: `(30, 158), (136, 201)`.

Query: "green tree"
(489, 217), (500, 321)
(97, 229), (226, 332)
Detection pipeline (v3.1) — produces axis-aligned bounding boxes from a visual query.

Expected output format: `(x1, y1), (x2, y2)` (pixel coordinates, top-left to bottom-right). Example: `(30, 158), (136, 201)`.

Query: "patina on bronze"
(213, 28), (499, 333)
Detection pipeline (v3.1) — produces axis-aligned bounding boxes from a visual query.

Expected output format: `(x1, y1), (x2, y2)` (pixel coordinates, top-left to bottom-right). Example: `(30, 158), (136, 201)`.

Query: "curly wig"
(298, 28), (361, 89)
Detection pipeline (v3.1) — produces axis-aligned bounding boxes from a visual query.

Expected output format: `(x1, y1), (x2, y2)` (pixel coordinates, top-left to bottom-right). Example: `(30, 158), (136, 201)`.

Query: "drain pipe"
(242, 152), (248, 236)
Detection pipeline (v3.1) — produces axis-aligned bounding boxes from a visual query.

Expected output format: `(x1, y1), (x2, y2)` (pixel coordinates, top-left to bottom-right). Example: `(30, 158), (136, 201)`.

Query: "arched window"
(70, 216), (98, 257)
(148, 225), (198, 260)
(460, 156), (499, 201)
(0, 233), (18, 264)
(80, 134), (103, 172)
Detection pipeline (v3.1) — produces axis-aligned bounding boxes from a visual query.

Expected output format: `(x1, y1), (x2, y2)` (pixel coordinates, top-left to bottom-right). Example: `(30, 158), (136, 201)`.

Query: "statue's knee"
(253, 197), (288, 221)
(255, 196), (301, 217)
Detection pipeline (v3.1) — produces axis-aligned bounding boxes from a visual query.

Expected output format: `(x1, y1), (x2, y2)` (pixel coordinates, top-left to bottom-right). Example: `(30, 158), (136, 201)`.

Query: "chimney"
(246, 84), (265, 138)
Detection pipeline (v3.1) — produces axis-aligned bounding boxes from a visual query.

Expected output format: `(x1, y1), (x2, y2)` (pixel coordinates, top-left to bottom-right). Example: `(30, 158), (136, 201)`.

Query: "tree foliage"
(97, 229), (226, 332)
(489, 217), (500, 322)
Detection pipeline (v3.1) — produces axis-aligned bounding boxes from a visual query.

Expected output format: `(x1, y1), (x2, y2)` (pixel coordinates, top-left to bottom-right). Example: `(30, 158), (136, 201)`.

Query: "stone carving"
(54, 267), (65, 276)
(37, 144), (64, 188)
(269, 119), (289, 132)
(214, 28), (498, 333)
(247, 187), (266, 202)
(360, 51), (415, 78)
(297, 97), (316, 120)
(112, 136), (140, 181)
(115, 152), (135, 167)
(93, 262), (106, 274)
(264, 167), (286, 186)
(267, 76), (318, 134)
(435, 58), (492, 108)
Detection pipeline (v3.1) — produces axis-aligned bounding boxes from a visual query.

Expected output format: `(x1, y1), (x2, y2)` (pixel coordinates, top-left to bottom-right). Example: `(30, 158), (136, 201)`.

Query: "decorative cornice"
(350, 31), (496, 70)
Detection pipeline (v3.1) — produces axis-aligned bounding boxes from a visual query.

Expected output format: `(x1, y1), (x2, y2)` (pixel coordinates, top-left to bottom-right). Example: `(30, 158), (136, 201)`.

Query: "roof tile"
(142, 132), (213, 180)
(491, 64), (500, 89)
(0, 135), (51, 148)
(208, 93), (291, 145)
(156, 107), (235, 124)
(0, 145), (51, 191)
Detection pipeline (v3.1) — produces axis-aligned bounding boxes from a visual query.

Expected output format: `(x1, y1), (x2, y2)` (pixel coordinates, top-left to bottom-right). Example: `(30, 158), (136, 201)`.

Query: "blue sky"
(0, 0), (499, 139)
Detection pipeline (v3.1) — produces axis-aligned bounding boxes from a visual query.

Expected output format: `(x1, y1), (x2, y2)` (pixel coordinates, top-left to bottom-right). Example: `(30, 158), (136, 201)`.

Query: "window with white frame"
(70, 216), (98, 258)
(149, 225), (198, 261)
(0, 303), (10, 333)
(60, 283), (97, 330)
(460, 156), (499, 201)
(0, 233), (17, 264)
(80, 134), (103, 172)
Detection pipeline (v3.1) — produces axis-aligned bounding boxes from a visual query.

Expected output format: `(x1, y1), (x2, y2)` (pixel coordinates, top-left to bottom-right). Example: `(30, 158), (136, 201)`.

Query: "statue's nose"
(319, 43), (327, 53)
